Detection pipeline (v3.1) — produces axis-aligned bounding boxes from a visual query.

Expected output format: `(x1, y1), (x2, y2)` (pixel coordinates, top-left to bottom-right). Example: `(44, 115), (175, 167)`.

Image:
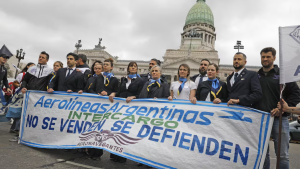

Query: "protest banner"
(279, 25), (300, 84)
(19, 91), (273, 169)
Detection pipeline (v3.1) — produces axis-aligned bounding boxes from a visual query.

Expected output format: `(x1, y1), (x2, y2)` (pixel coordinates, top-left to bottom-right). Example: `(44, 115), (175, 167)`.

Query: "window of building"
(119, 68), (124, 71)
(224, 73), (228, 77)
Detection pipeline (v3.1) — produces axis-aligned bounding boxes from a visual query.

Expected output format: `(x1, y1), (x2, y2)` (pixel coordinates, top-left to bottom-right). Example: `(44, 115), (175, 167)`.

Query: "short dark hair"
(104, 58), (114, 67)
(40, 51), (49, 60)
(78, 54), (87, 63)
(151, 58), (161, 66)
(22, 62), (35, 72)
(127, 61), (138, 75)
(91, 61), (103, 75)
(208, 63), (219, 72)
(235, 52), (247, 60)
(260, 47), (276, 57)
(200, 58), (210, 64)
(66, 53), (78, 60)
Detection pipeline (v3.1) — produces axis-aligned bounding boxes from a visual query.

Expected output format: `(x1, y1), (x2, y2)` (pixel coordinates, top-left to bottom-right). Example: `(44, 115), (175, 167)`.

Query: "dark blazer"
(83, 69), (92, 87)
(140, 73), (168, 85)
(92, 75), (119, 96)
(139, 79), (170, 99)
(48, 68), (84, 92)
(190, 74), (199, 82)
(226, 68), (262, 107)
(196, 80), (228, 102)
(118, 77), (144, 98)
(83, 76), (103, 93)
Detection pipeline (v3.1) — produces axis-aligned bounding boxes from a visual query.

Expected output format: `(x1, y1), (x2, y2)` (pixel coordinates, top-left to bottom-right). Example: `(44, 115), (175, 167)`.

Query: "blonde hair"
(54, 61), (63, 68)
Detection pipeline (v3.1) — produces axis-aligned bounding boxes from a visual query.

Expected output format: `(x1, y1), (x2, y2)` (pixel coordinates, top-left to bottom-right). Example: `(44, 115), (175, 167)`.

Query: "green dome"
(185, 0), (214, 27)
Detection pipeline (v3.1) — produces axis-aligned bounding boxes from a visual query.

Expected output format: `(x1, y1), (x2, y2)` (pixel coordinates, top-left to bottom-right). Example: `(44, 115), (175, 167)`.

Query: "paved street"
(1, 121), (300, 169)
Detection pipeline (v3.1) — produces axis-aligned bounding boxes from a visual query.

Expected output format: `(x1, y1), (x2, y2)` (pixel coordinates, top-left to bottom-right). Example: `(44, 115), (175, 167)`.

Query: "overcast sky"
(1, 0), (299, 67)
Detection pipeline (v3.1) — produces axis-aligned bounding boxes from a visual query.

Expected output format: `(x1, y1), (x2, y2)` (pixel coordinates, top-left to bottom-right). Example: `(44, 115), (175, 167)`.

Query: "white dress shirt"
(195, 74), (208, 87)
(230, 68), (244, 86)
(66, 67), (76, 77)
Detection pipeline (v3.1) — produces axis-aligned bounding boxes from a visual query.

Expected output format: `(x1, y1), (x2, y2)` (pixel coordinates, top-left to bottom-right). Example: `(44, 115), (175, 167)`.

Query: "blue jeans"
(263, 116), (289, 169)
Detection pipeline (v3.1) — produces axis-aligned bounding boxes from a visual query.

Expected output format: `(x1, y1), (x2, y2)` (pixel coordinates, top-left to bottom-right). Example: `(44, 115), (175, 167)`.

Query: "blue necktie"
(199, 75), (204, 84)
(234, 73), (239, 82)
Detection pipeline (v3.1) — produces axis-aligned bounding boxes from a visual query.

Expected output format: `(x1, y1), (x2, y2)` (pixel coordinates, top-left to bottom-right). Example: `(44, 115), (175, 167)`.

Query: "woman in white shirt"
(168, 64), (197, 104)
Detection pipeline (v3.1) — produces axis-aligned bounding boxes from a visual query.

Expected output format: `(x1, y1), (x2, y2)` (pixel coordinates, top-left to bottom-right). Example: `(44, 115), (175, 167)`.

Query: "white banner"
(279, 25), (300, 84)
(20, 91), (273, 169)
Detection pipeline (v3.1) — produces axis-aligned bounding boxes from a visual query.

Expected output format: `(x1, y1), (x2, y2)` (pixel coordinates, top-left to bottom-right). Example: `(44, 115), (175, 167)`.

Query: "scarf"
(103, 72), (114, 86)
(47, 72), (56, 90)
(177, 77), (187, 95)
(147, 78), (161, 92)
(207, 78), (222, 99)
(128, 74), (140, 79)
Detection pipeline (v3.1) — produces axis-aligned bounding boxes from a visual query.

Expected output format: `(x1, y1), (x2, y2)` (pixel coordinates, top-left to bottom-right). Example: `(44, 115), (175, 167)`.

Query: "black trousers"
(88, 148), (103, 157)
(110, 153), (126, 162)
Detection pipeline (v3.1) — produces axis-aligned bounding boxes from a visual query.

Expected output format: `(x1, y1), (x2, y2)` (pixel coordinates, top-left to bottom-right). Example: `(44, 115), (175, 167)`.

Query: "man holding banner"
(21, 51), (53, 94)
(48, 53), (84, 93)
(227, 52), (262, 107)
(254, 47), (300, 169)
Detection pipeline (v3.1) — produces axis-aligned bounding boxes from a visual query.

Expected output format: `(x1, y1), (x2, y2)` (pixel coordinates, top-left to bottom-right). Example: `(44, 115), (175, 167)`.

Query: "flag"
(279, 25), (300, 84)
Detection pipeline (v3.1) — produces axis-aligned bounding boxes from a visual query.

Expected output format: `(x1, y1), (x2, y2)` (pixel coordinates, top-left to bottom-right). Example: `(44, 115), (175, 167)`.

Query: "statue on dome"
(95, 38), (105, 50)
(98, 38), (102, 46)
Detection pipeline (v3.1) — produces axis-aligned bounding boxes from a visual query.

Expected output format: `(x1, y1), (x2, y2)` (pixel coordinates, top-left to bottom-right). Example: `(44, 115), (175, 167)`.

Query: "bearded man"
(191, 58), (210, 87)
(226, 52), (262, 107)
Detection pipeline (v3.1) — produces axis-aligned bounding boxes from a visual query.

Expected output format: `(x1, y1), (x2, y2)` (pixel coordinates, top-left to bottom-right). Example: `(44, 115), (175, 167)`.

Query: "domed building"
(77, 0), (260, 82)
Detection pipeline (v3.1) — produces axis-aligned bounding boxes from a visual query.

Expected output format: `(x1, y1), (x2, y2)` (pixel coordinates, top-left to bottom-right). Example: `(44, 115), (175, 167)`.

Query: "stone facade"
(75, 0), (286, 85)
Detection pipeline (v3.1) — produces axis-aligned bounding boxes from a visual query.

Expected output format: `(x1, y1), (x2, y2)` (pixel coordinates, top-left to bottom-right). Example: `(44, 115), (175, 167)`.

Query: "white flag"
(279, 25), (300, 84)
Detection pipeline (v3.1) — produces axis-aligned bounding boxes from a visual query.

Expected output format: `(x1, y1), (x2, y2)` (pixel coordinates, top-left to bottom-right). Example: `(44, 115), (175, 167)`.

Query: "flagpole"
(276, 26), (283, 169)
(276, 84), (283, 169)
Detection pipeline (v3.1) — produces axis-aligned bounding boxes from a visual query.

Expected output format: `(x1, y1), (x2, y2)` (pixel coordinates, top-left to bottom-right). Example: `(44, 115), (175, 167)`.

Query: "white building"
(76, 0), (264, 83)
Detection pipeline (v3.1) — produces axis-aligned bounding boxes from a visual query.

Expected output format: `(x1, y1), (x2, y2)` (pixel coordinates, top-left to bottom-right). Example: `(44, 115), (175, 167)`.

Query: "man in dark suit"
(190, 58), (210, 88)
(48, 53), (84, 93)
(140, 58), (167, 84)
(227, 52), (262, 107)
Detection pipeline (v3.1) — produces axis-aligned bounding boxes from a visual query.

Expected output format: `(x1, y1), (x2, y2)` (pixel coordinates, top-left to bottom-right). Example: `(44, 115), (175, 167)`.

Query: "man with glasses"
(191, 58), (210, 87)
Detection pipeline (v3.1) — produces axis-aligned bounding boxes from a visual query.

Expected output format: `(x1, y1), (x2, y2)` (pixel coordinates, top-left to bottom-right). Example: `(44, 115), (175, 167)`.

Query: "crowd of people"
(1, 47), (300, 169)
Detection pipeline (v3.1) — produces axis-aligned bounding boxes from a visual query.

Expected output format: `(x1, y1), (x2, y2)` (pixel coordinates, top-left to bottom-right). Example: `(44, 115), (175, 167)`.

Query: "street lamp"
(75, 40), (82, 54)
(188, 29), (200, 55)
(234, 40), (244, 52)
(15, 48), (25, 79)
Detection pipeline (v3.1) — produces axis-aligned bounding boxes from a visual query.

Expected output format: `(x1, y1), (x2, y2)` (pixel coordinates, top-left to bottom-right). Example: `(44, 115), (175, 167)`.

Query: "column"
(171, 75), (174, 84)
